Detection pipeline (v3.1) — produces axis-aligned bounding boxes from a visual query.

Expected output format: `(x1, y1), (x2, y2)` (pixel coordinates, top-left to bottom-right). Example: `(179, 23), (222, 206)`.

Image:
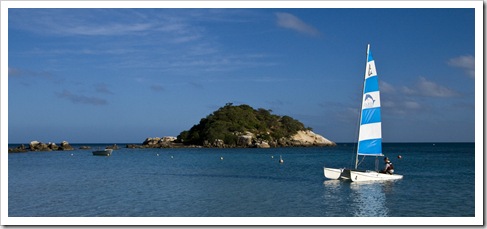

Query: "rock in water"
(59, 141), (74, 151)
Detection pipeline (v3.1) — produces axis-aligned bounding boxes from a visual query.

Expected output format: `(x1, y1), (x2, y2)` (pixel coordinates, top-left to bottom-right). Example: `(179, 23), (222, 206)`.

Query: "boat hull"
(349, 170), (402, 182)
(323, 167), (351, 180)
(92, 149), (113, 156)
(324, 167), (402, 182)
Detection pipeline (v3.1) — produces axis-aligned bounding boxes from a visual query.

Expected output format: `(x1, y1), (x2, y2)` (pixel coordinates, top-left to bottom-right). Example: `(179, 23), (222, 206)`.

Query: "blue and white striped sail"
(357, 45), (382, 156)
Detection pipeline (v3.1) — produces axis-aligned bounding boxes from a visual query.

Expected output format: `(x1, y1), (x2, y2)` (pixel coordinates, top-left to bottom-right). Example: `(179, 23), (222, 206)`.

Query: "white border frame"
(1, 1), (483, 226)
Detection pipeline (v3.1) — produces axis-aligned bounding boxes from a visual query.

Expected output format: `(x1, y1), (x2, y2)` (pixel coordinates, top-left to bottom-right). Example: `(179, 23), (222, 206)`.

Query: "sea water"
(7, 143), (475, 217)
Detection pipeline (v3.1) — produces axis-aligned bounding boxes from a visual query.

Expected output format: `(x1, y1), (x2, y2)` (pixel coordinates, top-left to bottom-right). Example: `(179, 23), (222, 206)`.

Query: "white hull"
(324, 167), (402, 182)
(324, 168), (343, 180)
(323, 167), (351, 180)
(349, 170), (402, 182)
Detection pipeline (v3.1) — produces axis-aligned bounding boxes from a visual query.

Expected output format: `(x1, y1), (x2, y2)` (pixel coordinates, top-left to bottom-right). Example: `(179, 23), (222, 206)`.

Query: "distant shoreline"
(8, 142), (475, 145)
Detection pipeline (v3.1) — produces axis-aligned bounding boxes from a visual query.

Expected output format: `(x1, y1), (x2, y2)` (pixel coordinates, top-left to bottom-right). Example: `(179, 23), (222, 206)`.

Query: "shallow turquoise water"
(8, 143), (475, 217)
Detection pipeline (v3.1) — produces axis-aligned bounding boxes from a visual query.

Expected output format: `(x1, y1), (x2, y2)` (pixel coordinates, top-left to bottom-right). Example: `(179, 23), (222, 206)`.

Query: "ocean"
(7, 143), (476, 220)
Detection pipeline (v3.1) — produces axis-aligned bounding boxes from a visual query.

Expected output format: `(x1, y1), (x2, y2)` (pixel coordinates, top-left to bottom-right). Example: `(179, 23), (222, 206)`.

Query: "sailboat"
(324, 44), (403, 182)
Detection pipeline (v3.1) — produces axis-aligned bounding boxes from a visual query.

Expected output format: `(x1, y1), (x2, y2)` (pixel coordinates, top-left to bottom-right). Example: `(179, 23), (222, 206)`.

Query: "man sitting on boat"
(381, 157), (394, 174)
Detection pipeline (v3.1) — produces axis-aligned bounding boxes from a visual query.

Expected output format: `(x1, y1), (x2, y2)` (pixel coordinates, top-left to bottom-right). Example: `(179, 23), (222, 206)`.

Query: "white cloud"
(9, 9), (201, 43)
(379, 81), (395, 94)
(402, 77), (459, 98)
(416, 77), (459, 97)
(275, 12), (320, 37)
(448, 55), (474, 78)
(404, 101), (421, 109)
(10, 9), (277, 78)
(64, 23), (153, 36)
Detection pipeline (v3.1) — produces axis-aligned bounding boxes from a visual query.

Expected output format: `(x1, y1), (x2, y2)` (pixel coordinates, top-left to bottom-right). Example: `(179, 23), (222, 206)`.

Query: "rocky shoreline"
(8, 141), (120, 153)
(8, 130), (335, 153)
(125, 130), (335, 149)
(9, 140), (75, 153)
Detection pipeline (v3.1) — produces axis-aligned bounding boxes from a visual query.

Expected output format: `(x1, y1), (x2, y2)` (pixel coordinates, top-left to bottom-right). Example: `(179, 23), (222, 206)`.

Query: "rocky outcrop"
(106, 144), (119, 150)
(237, 132), (255, 147)
(289, 130), (336, 147)
(29, 141), (50, 151)
(126, 144), (144, 149)
(255, 141), (271, 148)
(8, 144), (28, 153)
(59, 141), (74, 151)
(138, 136), (183, 148)
(8, 140), (74, 152)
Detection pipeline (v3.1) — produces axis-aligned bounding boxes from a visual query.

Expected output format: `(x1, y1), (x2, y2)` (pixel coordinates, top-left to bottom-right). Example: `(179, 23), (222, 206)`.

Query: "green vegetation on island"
(177, 103), (329, 148)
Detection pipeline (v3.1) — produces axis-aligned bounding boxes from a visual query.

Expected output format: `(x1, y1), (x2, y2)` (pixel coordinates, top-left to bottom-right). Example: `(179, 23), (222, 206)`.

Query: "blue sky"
(7, 6), (477, 143)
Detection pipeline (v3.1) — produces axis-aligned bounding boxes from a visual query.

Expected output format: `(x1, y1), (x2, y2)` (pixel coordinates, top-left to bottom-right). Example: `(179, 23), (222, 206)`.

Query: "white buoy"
(271, 155), (274, 159)
(220, 156), (224, 160)
(157, 154), (159, 156)
(279, 155), (284, 164)
(71, 154), (74, 156)
(171, 155), (174, 159)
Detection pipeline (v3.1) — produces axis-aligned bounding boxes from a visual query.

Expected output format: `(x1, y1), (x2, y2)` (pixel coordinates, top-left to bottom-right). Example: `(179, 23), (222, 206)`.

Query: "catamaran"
(324, 44), (403, 182)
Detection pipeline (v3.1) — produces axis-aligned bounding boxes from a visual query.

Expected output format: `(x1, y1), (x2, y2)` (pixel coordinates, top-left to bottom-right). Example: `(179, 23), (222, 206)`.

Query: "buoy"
(271, 155), (274, 159)
(171, 155), (174, 159)
(220, 156), (224, 160)
(279, 155), (284, 164)
(398, 155), (402, 159)
(71, 154), (74, 156)
(156, 154), (159, 156)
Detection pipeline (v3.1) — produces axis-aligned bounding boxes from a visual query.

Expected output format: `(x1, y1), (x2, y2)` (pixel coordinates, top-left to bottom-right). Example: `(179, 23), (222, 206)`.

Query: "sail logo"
(363, 94), (375, 108)
(368, 64), (373, 76)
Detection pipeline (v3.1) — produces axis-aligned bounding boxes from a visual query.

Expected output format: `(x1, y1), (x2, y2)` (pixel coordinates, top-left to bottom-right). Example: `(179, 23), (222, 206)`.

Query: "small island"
(173, 103), (335, 148)
(9, 103), (336, 152)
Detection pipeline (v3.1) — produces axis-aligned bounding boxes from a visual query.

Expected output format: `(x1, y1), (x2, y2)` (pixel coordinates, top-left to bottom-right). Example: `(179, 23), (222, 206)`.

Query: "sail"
(357, 45), (382, 156)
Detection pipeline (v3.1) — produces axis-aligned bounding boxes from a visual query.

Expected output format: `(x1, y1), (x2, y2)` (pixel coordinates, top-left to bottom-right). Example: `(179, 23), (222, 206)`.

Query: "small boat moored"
(92, 149), (113, 156)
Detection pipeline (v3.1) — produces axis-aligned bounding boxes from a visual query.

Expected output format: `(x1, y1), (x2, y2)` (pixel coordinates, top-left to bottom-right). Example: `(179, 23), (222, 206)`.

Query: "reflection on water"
(322, 179), (343, 188)
(349, 181), (393, 217)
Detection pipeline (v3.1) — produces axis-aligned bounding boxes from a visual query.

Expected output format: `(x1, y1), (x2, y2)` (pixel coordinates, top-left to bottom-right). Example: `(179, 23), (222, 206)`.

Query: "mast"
(355, 44), (370, 170)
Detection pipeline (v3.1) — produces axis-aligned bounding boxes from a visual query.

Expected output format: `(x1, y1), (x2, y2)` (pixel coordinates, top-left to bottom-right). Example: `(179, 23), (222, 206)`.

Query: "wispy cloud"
(57, 90), (108, 106)
(448, 55), (474, 78)
(380, 77), (459, 116)
(66, 23), (152, 36)
(9, 8), (204, 44)
(379, 81), (396, 94)
(402, 77), (459, 98)
(403, 101), (421, 110)
(275, 12), (321, 37)
(10, 9), (154, 37)
(10, 9), (278, 77)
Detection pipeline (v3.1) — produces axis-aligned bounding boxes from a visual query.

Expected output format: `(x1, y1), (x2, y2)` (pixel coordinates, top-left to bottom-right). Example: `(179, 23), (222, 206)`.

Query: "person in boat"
(381, 157), (394, 174)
